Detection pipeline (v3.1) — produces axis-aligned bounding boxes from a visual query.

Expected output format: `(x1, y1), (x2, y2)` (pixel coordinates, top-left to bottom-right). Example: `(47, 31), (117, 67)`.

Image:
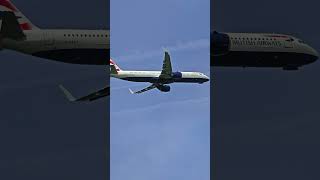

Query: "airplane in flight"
(59, 51), (209, 101)
(211, 31), (318, 70)
(0, 0), (109, 65)
(111, 51), (209, 94)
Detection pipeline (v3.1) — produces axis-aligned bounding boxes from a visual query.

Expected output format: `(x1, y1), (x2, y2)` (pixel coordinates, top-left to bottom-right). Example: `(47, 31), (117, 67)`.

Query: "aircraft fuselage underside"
(212, 51), (318, 69)
(32, 49), (109, 65)
(121, 77), (208, 84)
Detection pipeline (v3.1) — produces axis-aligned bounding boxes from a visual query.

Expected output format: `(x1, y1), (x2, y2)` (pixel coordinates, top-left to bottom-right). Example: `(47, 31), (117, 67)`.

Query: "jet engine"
(156, 85), (170, 92)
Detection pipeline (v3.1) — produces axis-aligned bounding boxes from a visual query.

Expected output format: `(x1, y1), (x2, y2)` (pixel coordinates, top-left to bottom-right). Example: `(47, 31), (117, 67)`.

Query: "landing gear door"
(284, 37), (294, 49)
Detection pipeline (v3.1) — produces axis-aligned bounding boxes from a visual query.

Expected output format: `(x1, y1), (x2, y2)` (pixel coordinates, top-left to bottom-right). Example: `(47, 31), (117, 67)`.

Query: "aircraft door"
(284, 37), (294, 49)
(42, 31), (55, 47)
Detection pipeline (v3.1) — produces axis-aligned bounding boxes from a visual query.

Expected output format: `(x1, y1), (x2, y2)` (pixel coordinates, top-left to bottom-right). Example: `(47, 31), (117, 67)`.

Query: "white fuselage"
(212, 31), (319, 69)
(111, 70), (209, 84)
(2, 29), (110, 64)
(227, 33), (317, 55)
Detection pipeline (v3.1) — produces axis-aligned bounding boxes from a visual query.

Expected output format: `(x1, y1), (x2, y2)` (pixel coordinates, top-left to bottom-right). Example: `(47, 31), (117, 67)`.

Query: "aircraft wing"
(159, 51), (173, 79)
(59, 85), (109, 102)
(129, 84), (157, 94)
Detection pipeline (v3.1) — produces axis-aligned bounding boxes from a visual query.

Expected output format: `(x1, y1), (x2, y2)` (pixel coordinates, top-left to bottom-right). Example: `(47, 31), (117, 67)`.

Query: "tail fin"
(0, 11), (26, 40)
(110, 59), (122, 74)
(0, 0), (39, 30)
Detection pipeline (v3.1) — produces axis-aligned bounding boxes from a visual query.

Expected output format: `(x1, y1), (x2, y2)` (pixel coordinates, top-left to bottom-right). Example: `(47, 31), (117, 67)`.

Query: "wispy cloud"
(112, 96), (209, 116)
(113, 38), (209, 63)
(111, 83), (146, 91)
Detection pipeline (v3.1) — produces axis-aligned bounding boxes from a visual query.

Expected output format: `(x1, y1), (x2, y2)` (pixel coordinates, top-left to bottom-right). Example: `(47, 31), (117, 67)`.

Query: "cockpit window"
(286, 38), (294, 42)
(298, 39), (306, 44)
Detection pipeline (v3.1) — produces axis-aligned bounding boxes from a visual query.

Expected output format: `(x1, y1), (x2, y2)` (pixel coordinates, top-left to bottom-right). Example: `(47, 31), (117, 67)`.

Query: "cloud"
(112, 96), (209, 116)
(111, 94), (210, 180)
(111, 84), (146, 91)
(113, 38), (209, 63)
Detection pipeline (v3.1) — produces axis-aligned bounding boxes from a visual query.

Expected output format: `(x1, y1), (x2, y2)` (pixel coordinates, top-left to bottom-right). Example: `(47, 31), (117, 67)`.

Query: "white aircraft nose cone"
(307, 46), (319, 63)
(313, 49), (319, 58)
(308, 46), (319, 57)
(204, 75), (210, 81)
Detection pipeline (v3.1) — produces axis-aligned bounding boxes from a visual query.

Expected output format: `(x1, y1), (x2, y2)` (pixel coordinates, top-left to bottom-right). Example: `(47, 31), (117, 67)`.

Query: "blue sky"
(111, 0), (210, 180)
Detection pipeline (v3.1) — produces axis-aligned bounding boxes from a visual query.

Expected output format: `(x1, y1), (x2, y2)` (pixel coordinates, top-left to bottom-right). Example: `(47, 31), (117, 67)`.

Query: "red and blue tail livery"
(0, 0), (38, 30)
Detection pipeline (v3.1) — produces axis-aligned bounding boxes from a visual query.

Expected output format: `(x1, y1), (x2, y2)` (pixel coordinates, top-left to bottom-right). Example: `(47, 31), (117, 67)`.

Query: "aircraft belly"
(212, 51), (317, 67)
(32, 48), (109, 65)
(122, 77), (159, 83)
(174, 78), (206, 83)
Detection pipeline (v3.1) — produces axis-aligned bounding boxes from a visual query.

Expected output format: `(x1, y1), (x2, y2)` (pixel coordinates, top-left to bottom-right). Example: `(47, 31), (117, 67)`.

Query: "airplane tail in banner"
(110, 59), (122, 74)
(0, 11), (26, 40)
(0, 0), (39, 30)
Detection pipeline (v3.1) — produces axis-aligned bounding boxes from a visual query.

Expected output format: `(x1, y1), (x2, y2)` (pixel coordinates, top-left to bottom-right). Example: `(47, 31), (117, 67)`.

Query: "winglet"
(59, 85), (77, 102)
(162, 46), (171, 53)
(129, 88), (135, 94)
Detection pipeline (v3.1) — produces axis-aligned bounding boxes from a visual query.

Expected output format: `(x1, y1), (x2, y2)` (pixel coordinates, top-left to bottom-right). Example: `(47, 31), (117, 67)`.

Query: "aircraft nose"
(204, 75), (210, 82)
(308, 46), (319, 63)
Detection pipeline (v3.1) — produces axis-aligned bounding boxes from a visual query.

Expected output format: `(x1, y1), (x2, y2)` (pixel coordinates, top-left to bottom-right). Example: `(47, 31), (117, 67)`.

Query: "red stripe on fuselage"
(0, 0), (17, 11)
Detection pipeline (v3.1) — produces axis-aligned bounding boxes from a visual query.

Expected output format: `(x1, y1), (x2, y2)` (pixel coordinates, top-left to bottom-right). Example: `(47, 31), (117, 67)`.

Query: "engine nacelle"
(156, 85), (170, 92)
